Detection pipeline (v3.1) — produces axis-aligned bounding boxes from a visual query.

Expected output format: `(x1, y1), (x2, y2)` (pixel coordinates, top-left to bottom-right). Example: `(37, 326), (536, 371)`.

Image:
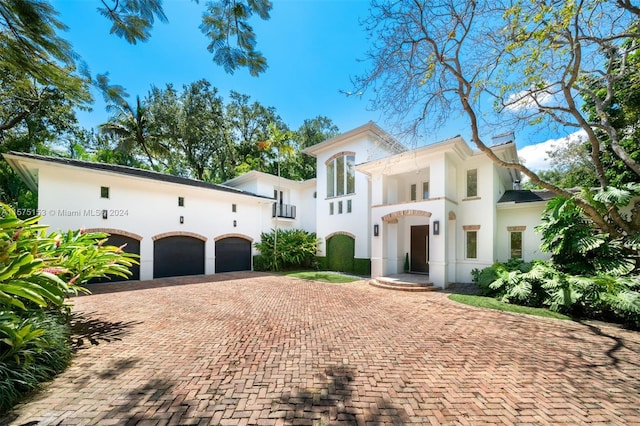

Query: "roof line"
(4, 152), (273, 200)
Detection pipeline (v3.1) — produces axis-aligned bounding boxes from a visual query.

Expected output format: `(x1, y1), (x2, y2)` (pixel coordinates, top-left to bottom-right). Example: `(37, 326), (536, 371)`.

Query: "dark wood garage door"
(90, 234), (140, 283)
(215, 237), (251, 273)
(153, 236), (205, 278)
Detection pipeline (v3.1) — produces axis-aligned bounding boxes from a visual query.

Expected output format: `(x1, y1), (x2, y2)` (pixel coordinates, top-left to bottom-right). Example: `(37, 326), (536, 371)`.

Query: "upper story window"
(326, 153), (355, 197)
(422, 182), (429, 199)
(410, 184), (417, 201)
(466, 169), (478, 197)
(100, 186), (110, 199)
(178, 196), (185, 207)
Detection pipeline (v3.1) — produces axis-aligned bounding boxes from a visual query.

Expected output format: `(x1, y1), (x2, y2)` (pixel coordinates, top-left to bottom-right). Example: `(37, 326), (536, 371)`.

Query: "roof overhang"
(303, 121), (406, 157)
(356, 135), (473, 176)
(3, 152), (273, 201)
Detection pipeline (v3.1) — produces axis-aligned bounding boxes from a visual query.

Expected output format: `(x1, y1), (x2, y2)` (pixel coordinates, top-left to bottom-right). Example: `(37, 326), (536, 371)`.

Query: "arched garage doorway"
(153, 233), (206, 278)
(215, 235), (252, 273)
(326, 232), (355, 273)
(87, 229), (141, 283)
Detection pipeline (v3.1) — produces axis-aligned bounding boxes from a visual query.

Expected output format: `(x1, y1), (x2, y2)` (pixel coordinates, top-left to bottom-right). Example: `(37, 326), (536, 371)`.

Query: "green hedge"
(316, 256), (328, 271)
(353, 258), (371, 276)
(326, 234), (354, 272)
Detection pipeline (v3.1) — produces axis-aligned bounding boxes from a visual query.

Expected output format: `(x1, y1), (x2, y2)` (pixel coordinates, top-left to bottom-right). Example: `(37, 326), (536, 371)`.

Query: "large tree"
(2, 0), (272, 82)
(226, 91), (284, 175)
(357, 0), (640, 240)
(146, 80), (235, 182)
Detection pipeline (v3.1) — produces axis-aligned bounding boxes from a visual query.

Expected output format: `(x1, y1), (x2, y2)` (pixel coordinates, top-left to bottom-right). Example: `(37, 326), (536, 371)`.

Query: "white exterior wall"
(227, 174), (316, 234)
(496, 204), (551, 262)
(36, 164), (268, 280)
(454, 156), (498, 282)
(315, 135), (397, 259)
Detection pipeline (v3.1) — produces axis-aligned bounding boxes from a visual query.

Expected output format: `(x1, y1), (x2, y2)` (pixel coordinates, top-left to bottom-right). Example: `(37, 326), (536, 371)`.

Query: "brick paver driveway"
(3, 272), (640, 425)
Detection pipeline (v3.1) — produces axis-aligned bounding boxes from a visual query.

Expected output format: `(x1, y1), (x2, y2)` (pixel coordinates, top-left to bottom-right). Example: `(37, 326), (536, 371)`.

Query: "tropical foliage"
(0, 204), (138, 412)
(254, 229), (320, 271)
(474, 260), (640, 328)
(536, 195), (640, 276)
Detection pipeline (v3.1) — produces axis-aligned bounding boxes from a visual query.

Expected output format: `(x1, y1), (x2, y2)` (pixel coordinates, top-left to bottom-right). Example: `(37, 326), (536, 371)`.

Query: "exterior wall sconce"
(373, 224), (379, 237)
(233, 220), (237, 227)
(433, 220), (440, 235)
(179, 216), (184, 224)
(102, 209), (108, 220)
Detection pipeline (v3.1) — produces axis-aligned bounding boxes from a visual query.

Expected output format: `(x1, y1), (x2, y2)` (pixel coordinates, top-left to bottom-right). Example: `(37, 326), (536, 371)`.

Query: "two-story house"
(3, 121), (551, 287)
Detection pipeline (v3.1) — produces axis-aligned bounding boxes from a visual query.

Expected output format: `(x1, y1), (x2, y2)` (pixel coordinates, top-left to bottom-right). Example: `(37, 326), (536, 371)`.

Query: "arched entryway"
(153, 232), (206, 278)
(326, 232), (355, 273)
(381, 209), (432, 274)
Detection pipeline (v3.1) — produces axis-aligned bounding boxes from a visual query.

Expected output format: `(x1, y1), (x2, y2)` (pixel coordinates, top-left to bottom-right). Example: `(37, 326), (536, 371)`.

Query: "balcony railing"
(272, 203), (296, 219)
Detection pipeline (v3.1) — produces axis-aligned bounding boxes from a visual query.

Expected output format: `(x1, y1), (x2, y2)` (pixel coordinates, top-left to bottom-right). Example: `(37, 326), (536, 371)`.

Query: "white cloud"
(504, 86), (556, 113)
(517, 130), (587, 171)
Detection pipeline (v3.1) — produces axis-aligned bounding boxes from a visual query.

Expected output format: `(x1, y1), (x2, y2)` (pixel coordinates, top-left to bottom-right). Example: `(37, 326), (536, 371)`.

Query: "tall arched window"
(326, 154), (355, 197)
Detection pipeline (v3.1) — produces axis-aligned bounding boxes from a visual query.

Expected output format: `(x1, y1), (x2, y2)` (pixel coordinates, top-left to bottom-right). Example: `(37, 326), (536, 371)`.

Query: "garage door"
(215, 237), (251, 273)
(154, 236), (205, 278)
(90, 234), (140, 283)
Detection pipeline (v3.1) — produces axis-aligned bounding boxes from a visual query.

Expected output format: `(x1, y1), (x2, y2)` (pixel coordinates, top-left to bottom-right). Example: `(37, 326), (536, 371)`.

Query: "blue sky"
(56, 0), (560, 169)
(57, 1), (380, 130)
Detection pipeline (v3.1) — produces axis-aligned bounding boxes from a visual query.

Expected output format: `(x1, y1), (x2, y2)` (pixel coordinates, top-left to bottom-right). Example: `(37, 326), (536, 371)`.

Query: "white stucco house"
(3, 121), (552, 287)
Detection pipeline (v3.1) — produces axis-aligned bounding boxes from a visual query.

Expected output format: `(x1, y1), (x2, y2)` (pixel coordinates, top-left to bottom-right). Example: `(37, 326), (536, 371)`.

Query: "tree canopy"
(357, 0), (640, 242)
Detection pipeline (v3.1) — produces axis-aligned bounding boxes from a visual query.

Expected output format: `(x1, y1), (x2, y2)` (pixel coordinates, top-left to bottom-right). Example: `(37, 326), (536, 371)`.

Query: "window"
(422, 182), (429, 200)
(466, 231), (478, 259)
(410, 184), (417, 201)
(326, 161), (335, 197)
(178, 197), (184, 207)
(467, 169), (478, 197)
(100, 186), (109, 199)
(329, 202), (334, 215)
(347, 199), (352, 213)
(510, 231), (523, 259)
(336, 156), (345, 196)
(326, 154), (355, 197)
(232, 203), (237, 213)
(346, 156), (355, 194)
(338, 201), (343, 214)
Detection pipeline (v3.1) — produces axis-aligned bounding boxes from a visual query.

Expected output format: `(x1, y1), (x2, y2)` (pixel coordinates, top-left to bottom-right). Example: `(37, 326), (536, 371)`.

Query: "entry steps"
(369, 275), (437, 292)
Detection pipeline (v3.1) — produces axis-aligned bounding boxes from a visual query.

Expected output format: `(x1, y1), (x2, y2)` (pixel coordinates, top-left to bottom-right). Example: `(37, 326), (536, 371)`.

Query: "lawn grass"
(448, 293), (573, 321)
(283, 270), (361, 283)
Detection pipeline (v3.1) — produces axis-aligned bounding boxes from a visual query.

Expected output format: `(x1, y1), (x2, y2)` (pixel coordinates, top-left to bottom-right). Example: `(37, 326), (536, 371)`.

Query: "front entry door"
(410, 225), (429, 273)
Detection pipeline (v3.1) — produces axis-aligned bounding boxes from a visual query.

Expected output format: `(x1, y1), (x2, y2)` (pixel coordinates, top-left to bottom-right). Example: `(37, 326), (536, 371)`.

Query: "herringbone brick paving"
(2, 272), (640, 425)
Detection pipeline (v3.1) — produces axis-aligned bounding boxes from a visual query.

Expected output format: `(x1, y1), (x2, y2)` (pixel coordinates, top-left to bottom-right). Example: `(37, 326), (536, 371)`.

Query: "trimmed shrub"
(353, 258), (371, 276)
(326, 234), (354, 273)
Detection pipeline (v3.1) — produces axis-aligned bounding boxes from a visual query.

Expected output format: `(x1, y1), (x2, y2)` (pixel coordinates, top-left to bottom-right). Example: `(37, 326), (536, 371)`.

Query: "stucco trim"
(325, 151), (356, 165)
(381, 210), (432, 223)
(152, 231), (208, 242)
(371, 197), (458, 208)
(448, 211), (457, 220)
(507, 226), (527, 232)
(214, 233), (253, 242)
(85, 228), (143, 241)
(325, 231), (356, 240)
(462, 225), (481, 231)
